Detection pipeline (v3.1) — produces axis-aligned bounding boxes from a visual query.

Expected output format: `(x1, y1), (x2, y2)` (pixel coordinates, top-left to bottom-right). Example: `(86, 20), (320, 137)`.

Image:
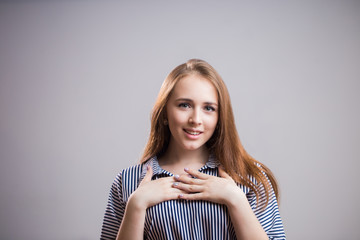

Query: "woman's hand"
(172, 168), (269, 240)
(172, 167), (246, 206)
(118, 167), (187, 240)
(128, 166), (186, 210)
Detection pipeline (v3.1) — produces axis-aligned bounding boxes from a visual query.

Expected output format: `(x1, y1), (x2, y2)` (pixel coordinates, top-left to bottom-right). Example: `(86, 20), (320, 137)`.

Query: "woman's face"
(166, 74), (218, 153)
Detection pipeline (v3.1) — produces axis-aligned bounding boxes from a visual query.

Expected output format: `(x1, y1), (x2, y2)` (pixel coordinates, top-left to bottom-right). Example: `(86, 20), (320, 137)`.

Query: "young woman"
(101, 59), (286, 239)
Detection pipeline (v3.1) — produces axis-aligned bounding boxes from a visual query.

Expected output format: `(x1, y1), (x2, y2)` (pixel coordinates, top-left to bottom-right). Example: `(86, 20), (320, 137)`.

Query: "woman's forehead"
(170, 75), (218, 103)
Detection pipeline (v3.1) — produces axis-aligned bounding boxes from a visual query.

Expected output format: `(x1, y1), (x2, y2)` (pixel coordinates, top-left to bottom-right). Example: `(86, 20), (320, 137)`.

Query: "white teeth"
(186, 130), (200, 135)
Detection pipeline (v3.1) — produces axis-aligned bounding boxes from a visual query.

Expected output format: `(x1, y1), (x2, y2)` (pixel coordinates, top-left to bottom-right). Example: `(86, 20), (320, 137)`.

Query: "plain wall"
(1, 1), (359, 239)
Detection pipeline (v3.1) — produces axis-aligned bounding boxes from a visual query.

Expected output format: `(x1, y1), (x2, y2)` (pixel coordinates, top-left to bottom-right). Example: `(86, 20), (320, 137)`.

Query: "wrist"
(128, 192), (148, 212)
(224, 187), (248, 210)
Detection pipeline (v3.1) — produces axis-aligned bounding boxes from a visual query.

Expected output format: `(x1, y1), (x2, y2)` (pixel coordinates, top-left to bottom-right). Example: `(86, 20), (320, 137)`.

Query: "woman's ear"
(162, 108), (168, 125)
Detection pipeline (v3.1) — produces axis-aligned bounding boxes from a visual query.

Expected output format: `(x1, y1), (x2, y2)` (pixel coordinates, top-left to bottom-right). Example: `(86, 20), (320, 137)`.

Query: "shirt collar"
(140, 156), (168, 181)
(140, 154), (220, 181)
(203, 154), (220, 169)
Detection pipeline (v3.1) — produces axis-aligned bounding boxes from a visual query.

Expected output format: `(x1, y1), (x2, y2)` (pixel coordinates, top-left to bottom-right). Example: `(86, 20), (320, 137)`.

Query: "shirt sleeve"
(100, 173), (125, 240)
(247, 175), (286, 240)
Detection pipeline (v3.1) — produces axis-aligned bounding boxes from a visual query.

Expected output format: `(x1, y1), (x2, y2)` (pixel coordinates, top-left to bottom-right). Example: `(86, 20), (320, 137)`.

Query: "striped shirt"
(101, 156), (286, 239)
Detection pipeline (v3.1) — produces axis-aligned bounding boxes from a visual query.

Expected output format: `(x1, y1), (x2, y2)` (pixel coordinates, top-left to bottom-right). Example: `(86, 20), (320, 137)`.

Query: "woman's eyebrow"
(204, 102), (218, 106)
(175, 98), (193, 102)
(175, 98), (218, 106)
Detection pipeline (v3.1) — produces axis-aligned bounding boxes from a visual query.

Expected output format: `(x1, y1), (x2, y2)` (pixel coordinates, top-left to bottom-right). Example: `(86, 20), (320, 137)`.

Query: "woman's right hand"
(117, 166), (184, 240)
(127, 166), (185, 210)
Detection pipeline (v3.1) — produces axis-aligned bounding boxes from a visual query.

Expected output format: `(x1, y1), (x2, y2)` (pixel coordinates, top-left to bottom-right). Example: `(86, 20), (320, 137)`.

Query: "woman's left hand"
(172, 167), (246, 206)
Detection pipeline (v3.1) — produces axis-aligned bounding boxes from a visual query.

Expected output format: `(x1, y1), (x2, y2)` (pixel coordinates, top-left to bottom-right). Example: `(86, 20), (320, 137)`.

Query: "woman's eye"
(204, 106), (216, 112)
(178, 103), (191, 108)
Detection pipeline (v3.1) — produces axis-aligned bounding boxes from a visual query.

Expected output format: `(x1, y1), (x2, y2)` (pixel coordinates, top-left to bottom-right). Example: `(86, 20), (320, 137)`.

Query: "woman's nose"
(189, 109), (202, 125)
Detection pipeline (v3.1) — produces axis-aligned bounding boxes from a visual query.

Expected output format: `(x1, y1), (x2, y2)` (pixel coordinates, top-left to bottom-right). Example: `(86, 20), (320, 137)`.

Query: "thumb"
(140, 165), (153, 186)
(218, 166), (231, 179)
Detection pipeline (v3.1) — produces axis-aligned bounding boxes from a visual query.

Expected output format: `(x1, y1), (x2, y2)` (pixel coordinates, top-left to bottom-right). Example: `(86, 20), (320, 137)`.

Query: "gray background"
(1, 0), (359, 239)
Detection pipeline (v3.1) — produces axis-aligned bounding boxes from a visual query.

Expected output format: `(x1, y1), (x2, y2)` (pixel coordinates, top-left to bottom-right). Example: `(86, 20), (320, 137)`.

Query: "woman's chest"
(143, 200), (236, 240)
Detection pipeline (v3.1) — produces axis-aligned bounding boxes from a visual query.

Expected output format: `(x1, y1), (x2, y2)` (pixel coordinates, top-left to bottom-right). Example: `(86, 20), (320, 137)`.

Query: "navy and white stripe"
(101, 156), (286, 239)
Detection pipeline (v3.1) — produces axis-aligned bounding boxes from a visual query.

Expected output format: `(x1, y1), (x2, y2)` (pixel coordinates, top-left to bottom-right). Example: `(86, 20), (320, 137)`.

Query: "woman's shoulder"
(115, 161), (147, 181)
(113, 157), (155, 195)
(110, 162), (145, 202)
(110, 163), (143, 189)
(120, 162), (144, 174)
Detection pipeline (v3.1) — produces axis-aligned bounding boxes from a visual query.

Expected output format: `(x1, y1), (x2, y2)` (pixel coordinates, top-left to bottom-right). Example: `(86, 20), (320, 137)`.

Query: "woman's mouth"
(183, 129), (202, 136)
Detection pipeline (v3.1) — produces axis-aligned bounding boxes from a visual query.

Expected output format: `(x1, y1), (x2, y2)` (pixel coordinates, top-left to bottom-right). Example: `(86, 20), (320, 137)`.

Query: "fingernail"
(184, 167), (189, 171)
(173, 182), (179, 186)
(179, 194), (184, 198)
(174, 174), (180, 179)
(147, 165), (150, 170)
(187, 174), (192, 178)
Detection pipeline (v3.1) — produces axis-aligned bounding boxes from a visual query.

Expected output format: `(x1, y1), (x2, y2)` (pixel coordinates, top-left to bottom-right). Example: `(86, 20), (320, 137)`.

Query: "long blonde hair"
(141, 59), (279, 205)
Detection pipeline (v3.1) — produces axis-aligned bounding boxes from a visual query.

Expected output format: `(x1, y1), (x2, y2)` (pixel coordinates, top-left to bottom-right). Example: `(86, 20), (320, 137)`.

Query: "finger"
(183, 168), (208, 179)
(178, 192), (206, 201)
(172, 182), (203, 193)
(162, 185), (188, 200)
(140, 165), (153, 185)
(174, 174), (203, 185)
(148, 188), (187, 207)
(173, 173), (190, 181)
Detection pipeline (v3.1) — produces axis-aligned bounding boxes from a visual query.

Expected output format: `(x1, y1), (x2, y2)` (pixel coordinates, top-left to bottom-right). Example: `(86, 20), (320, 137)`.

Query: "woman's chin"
(182, 143), (206, 152)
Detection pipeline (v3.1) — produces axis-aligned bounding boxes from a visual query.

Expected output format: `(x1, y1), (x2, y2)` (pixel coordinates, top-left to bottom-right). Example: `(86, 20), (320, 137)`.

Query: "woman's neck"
(158, 142), (210, 175)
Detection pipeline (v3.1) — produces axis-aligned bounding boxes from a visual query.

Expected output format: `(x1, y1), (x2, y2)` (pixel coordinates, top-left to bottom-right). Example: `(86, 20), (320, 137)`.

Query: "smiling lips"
(183, 129), (203, 137)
